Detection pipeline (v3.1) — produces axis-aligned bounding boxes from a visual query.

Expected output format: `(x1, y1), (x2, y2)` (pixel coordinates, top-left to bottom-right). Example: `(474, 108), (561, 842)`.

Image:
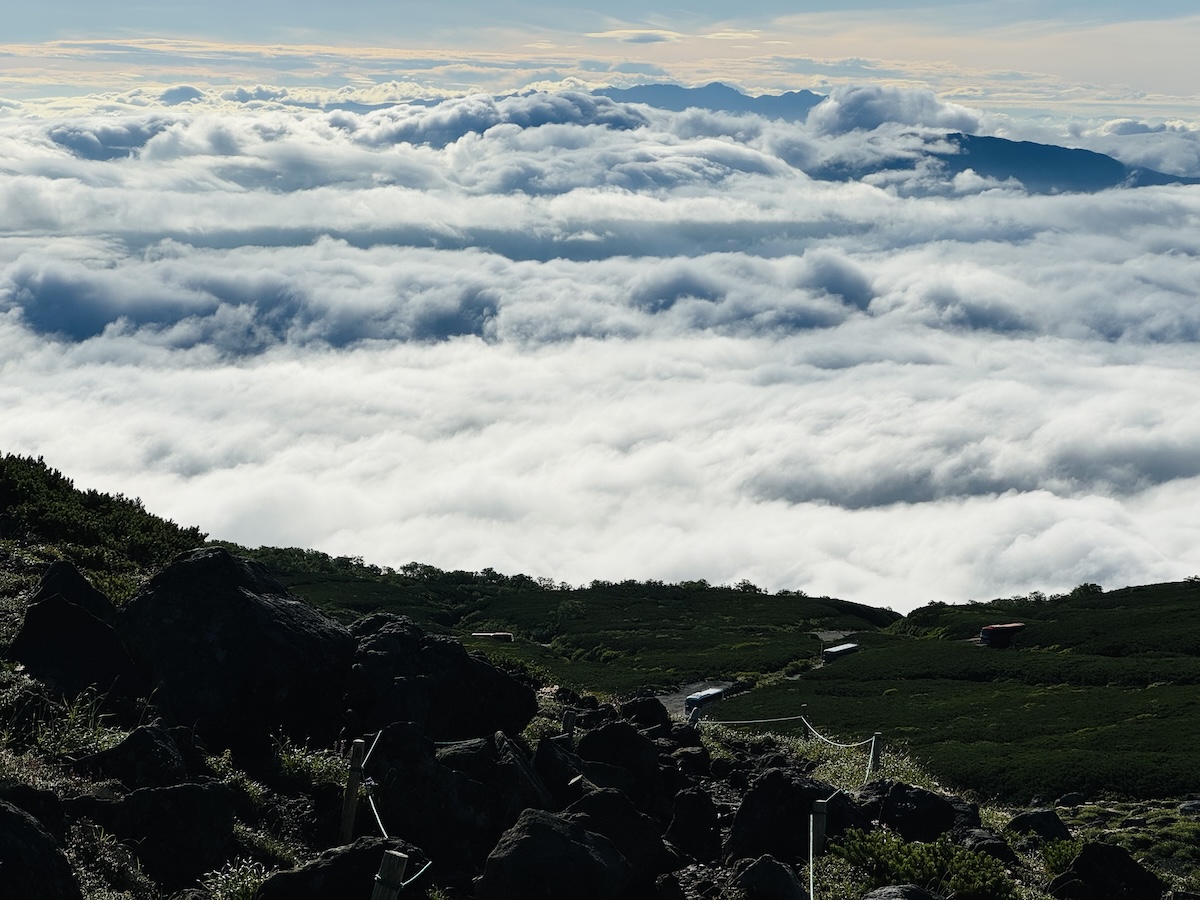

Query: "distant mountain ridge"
(596, 82), (1200, 194)
(595, 81), (824, 121)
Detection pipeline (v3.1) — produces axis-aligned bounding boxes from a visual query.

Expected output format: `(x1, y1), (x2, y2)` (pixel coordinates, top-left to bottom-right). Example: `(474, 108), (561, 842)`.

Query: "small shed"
(979, 623), (1025, 649)
(822, 642), (859, 663)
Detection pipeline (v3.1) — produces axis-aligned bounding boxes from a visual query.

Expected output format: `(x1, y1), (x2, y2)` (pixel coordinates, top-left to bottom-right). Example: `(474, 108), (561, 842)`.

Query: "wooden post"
(371, 850), (408, 900)
(340, 738), (366, 845)
(811, 799), (828, 856)
(867, 732), (883, 776)
(562, 709), (577, 736)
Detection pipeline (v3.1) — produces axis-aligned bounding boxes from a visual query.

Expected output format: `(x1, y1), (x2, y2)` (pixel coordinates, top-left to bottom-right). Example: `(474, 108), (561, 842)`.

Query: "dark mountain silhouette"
(935, 133), (1200, 192)
(806, 129), (1200, 193)
(595, 82), (824, 121)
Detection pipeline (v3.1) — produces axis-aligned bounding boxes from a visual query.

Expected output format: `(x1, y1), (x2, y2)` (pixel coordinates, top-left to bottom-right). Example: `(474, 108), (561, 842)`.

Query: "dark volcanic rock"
(1007, 808), (1072, 843)
(116, 547), (355, 758)
(32, 561), (116, 624)
(728, 854), (807, 900)
(534, 735), (596, 808)
(0, 799), (82, 900)
(565, 788), (672, 881)
(68, 782), (237, 891)
(476, 809), (632, 900)
(9, 593), (144, 699)
(435, 732), (554, 829)
(72, 724), (188, 789)
(256, 837), (429, 900)
(620, 696), (673, 730)
(365, 722), (501, 872)
(725, 768), (865, 865)
(0, 784), (69, 843)
(1048, 841), (1167, 900)
(854, 780), (959, 842)
(666, 786), (721, 861)
(576, 720), (667, 813)
(954, 827), (1019, 867)
(671, 745), (710, 777)
(347, 613), (536, 740)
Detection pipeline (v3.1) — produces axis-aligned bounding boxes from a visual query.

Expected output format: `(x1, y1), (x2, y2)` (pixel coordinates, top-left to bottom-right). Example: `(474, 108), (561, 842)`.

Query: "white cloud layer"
(2, 86), (1200, 612)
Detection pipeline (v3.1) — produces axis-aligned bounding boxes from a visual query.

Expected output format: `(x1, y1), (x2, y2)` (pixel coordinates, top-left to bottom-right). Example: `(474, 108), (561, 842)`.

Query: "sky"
(2, 3), (1199, 612)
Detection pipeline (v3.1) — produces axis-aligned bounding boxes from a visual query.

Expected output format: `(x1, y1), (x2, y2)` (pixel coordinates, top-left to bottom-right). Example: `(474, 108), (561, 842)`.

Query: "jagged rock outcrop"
(347, 613), (537, 741)
(534, 734), (598, 808)
(0, 799), (82, 900)
(31, 561), (117, 624)
(117, 547), (355, 758)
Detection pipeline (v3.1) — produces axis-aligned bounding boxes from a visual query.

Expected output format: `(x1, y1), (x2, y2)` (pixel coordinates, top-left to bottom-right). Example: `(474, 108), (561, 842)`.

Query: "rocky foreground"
(0, 547), (1191, 899)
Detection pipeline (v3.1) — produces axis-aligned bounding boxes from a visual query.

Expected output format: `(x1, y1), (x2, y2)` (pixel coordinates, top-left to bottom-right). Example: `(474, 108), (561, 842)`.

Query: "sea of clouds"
(2, 84), (1199, 611)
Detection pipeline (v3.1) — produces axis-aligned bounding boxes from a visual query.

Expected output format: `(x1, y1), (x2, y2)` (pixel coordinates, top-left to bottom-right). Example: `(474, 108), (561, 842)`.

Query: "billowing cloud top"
(2, 83), (1200, 611)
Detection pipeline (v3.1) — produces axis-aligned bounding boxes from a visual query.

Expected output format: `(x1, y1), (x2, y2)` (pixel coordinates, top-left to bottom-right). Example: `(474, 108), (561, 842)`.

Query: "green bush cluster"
(831, 828), (1015, 900)
(0, 454), (206, 599)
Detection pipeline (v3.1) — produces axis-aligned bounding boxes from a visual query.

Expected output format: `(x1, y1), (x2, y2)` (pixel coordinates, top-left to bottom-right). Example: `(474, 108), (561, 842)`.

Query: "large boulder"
(1048, 841), (1167, 900)
(575, 720), (667, 814)
(854, 780), (960, 843)
(564, 788), (673, 882)
(619, 697), (672, 731)
(0, 785), (68, 843)
(72, 724), (188, 789)
(0, 800), (82, 900)
(347, 614), (536, 740)
(953, 828), (1019, 867)
(363, 723), (501, 872)
(665, 786), (721, 861)
(8, 594), (144, 700)
(476, 809), (632, 900)
(1006, 808), (1072, 844)
(116, 547), (355, 758)
(435, 732), (554, 830)
(255, 837), (430, 900)
(727, 855), (807, 900)
(725, 769), (867, 865)
(67, 782), (237, 890)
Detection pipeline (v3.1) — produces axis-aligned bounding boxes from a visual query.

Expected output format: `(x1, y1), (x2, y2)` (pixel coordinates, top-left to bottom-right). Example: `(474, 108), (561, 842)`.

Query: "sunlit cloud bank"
(2, 86), (1200, 612)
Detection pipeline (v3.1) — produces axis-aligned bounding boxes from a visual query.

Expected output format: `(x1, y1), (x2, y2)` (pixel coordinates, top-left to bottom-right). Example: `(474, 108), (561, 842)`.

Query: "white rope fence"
(340, 731), (437, 897)
(699, 704), (886, 894)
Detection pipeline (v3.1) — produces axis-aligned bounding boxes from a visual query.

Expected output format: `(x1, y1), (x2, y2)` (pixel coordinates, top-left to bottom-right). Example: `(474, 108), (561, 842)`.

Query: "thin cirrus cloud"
(1, 83), (1200, 612)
